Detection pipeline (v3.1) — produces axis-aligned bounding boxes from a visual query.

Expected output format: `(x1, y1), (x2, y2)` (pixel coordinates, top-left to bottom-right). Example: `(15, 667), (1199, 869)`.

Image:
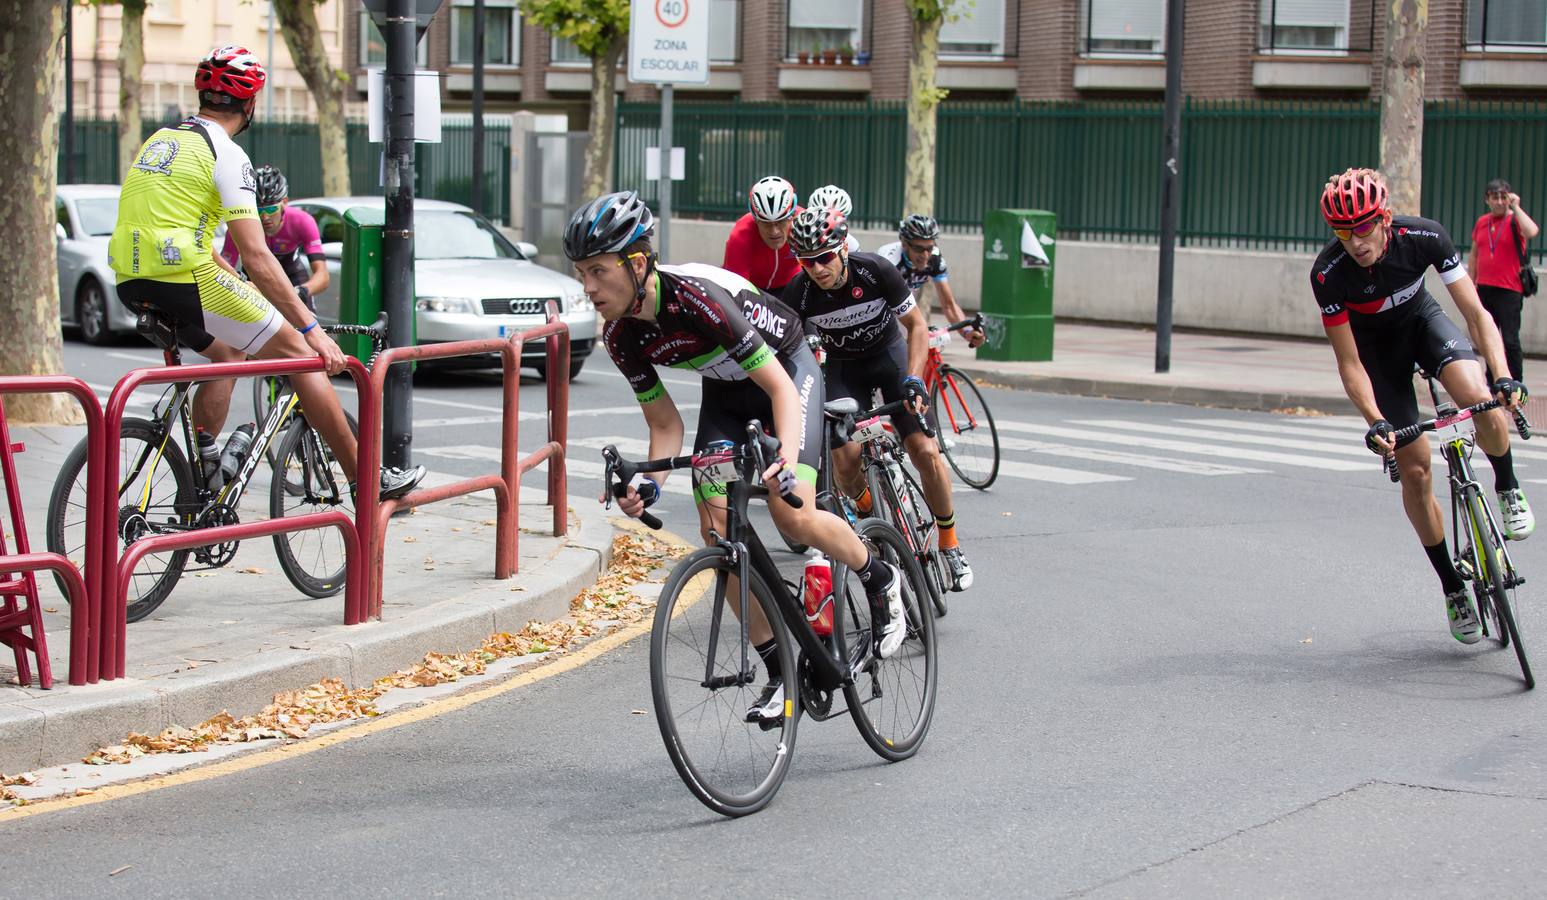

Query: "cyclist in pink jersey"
(218, 165), (329, 304)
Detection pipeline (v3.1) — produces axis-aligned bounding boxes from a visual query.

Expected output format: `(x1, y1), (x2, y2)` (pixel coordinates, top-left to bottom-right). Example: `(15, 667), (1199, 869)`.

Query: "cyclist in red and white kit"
(721, 176), (803, 299)
(1313, 167), (1531, 644)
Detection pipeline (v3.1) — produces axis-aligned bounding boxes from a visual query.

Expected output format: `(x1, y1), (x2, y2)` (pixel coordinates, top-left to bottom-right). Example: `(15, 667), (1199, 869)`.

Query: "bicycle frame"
(923, 323), (984, 444)
(1425, 388), (1521, 596)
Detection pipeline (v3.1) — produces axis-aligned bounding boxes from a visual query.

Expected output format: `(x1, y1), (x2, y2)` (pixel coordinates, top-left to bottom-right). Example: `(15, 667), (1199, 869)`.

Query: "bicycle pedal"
(755, 715), (782, 732)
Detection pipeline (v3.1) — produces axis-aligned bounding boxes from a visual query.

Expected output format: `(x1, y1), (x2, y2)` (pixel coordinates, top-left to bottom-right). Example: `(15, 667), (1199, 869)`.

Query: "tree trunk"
(581, 36), (623, 199)
(275, 0), (350, 196)
(1379, 0), (1426, 215)
(117, 0), (145, 180)
(905, 13), (943, 216)
(0, 0), (75, 423)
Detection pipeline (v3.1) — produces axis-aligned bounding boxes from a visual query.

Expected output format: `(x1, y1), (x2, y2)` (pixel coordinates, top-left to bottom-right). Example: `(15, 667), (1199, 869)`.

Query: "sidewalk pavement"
(940, 320), (1356, 415)
(0, 424), (613, 773)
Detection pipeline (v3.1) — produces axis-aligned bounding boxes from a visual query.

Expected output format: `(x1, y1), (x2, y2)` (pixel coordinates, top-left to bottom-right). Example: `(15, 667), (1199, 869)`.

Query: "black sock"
(1488, 448), (1519, 493)
(754, 638), (782, 683)
(1426, 540), (1464, 595)
(856, 552), (895, 598)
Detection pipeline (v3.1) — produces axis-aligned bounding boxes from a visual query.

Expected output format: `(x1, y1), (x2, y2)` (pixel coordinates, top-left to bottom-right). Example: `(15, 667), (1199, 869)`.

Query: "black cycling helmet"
(789, 207), (849, 256)
(564, 191), (656, 261)
(254, 165), (288, 207)
(899, 214), (940, 242)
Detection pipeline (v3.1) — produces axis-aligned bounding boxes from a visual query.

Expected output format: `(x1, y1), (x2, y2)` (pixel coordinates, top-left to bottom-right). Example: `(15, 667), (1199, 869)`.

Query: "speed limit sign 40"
(629, 0), (709, 84)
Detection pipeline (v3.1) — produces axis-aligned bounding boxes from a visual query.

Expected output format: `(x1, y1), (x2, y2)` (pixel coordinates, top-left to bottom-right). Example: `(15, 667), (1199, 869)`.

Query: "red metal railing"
(100, 356), (371, 680)
(0, 376), (104, 685)
(355, 307), (570, 618)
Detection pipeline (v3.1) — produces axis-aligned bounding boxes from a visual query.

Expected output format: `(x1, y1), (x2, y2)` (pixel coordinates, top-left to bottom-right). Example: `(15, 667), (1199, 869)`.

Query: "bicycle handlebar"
(746, 420), (803, 509)
(322, 312), (391, 368)
(945, 313), (983, 334)
(857, 398), (936, 441)
(1380, 398), (1532, 483)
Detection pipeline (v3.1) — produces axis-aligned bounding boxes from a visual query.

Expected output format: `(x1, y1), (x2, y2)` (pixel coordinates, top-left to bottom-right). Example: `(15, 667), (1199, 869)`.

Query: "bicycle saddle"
(823, 398), (859, 419)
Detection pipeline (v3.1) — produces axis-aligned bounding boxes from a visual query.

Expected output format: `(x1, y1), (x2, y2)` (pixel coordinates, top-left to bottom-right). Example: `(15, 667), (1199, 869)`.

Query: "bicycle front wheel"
(1465, 485), (1533, 689)
(651, 547), (798, 817)
(270, 416), (356, 598)
(840, 518), (937, 762)
(932, 366), (1000, 490)
(47, 418), (196, 623)
(252, 375), (289, 466)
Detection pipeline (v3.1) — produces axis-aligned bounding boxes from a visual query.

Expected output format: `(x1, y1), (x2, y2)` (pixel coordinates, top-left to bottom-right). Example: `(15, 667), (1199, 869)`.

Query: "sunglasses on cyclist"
(1331, 218), (1382, 241)
(798, 250), (840, 268)
(258, 204), (283, 216)
(905, 241), (936, 254)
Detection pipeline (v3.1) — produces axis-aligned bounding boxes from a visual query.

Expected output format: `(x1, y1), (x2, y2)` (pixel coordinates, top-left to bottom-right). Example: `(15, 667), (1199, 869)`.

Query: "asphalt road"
(6, 334), (1547, 897)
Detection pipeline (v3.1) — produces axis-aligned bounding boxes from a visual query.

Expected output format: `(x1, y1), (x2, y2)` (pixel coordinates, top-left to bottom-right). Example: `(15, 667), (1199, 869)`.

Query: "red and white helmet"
(807, 184), (853, 219)
(749, 176), (798, 222)
(1320, 167), (1388, 228)
(195, 46), (267, 101)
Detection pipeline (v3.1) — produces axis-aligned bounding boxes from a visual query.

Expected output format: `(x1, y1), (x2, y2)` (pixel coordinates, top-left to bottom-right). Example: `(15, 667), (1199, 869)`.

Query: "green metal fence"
(616, 98), (1547, 263)
(58, 118), (513, 224)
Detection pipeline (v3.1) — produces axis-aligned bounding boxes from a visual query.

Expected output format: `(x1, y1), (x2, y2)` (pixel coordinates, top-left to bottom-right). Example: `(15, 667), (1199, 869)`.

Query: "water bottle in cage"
(218, 423), (257, 485)
(802, 550), (834, 637)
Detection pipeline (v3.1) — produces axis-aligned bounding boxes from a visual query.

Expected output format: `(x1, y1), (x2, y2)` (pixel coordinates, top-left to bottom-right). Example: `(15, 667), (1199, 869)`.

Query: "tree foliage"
(273, 0), (351, 196)
(518, 0), (630, 57)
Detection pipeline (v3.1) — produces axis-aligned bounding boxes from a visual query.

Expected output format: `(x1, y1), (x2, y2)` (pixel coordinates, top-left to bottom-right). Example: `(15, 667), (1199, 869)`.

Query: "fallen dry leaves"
(0, 531), (687, 797)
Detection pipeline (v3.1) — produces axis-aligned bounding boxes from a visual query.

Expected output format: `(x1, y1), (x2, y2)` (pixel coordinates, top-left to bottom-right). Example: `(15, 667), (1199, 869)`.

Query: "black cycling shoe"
(745, 678), (785, 728)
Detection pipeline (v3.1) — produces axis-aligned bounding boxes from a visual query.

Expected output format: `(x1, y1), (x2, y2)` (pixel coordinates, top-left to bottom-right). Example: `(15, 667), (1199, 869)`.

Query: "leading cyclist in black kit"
(784, 207), (974, 590)
(564, 191), (907, 724)
(1313, 167), (1533, 644)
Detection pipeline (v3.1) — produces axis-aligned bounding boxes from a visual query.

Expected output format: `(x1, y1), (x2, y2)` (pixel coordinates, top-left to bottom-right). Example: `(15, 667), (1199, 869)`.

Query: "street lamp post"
(382, 0), (417, 470)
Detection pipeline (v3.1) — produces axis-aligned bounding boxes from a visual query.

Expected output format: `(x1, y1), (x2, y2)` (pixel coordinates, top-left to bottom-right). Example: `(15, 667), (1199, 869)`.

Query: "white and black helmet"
(563, 191), (656, 261)
(748, 176), (798, 222)
(899, 214), (940, 242)
(807, 185), (852, 219)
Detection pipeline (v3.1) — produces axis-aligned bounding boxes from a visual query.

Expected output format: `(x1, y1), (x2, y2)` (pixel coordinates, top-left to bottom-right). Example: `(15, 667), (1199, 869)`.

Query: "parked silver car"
(289, 197), (596, 379)
(56, 184), (137, 344)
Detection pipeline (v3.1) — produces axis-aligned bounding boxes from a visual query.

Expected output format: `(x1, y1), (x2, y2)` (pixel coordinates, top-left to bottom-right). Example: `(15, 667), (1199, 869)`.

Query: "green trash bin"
(338, 206), (415, 365)
(977, 209), (1055, 362)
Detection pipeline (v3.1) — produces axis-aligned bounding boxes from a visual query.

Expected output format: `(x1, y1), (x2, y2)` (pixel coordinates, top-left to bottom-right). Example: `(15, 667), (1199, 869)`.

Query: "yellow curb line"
(1, 516), (695, 823)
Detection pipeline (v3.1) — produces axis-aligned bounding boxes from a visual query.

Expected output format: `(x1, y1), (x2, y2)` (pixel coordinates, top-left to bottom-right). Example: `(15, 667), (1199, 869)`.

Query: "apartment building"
(344, 0), (1546, 121)
(68, 0), (347, 123)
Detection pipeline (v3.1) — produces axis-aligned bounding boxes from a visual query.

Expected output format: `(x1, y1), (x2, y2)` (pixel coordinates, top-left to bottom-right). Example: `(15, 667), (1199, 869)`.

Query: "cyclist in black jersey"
(785, 207), (974, 591)
(565, 191), (909, 723)
(1313, 167), (1531, 644)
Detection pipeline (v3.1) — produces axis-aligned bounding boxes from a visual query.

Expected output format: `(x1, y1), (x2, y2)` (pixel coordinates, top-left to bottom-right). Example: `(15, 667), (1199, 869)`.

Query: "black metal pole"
(383, 0), (416, 470)
(1155, 0), (1185, 374)
(63, 0), (74, 185)
(471, 0), (485, 216)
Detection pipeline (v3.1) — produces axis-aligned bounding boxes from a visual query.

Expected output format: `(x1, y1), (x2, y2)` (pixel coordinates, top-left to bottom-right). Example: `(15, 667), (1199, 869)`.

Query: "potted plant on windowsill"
(797, 50), (810, 64)
(855, 49), (871, 65)
(810, 41), (822, 64)
(821, 47), (839, 65)
(839, 42), (855, 65)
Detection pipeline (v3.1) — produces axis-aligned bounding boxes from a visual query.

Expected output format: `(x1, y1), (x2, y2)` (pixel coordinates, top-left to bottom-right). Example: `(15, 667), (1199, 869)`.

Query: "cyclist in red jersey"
(1314, 168), (1530, 644)
(722, 175), (802, 299)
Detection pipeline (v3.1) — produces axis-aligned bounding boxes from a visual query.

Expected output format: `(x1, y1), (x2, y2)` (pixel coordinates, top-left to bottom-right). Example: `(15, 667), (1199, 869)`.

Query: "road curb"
(953, 367), (1356, 416)
(0, 498), (617, 774)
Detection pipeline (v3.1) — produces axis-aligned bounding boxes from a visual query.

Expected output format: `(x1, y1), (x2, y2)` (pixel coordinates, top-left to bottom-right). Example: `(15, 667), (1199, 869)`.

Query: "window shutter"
(941, 0), (1005, 47)
(1089, 0), (1167, 44)
(789, 0), (863, 31)
(1261, 0), (1348, 28)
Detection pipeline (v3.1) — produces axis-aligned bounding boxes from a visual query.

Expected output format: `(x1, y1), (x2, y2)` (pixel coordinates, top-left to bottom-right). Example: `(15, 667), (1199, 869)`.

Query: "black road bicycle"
(1383, 373), (1533, 688)
(46, 312), (384, 622)
(605, 413), (936, 817)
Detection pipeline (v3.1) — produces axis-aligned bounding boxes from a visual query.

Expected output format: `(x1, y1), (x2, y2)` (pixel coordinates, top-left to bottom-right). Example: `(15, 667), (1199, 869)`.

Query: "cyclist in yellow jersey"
(111, 46), (423, 501)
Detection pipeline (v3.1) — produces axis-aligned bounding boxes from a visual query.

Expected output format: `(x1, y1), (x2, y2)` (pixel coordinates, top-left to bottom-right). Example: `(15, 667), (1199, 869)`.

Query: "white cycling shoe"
(872, 563), (908, 658)
(1499, 488), (1535, 541)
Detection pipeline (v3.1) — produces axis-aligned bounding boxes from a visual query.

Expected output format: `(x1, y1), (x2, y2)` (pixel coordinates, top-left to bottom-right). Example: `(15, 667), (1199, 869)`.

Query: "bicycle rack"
(354, 302), (569, 619)
(100, 356), (371, 680)
(0, 376), (104, 685)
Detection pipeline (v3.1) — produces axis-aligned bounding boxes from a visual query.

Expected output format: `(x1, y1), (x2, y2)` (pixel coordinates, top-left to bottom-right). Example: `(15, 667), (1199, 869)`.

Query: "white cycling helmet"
(807, 184), (852, 219)
(748, 176), (798, 222)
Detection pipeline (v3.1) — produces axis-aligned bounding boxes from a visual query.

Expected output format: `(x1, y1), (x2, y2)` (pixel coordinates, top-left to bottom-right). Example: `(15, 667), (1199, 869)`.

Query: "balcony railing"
(1258, 0), (1377, 53)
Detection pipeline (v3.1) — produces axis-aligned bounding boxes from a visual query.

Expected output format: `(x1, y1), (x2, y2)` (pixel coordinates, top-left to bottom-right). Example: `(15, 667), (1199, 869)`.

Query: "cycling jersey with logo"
(1310, 215), (1467, 330)
(784, 251), (917, 360)
(110, 116), (258, 284)
(604, 263), (805, 404)
(220, 205), (324, 287)
(877, 240), (949, 295)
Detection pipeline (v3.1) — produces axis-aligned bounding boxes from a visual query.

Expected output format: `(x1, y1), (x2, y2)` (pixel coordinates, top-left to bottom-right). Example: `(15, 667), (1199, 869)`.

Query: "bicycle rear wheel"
(840, 518), (937, 762)
(650, 547), (798, 817)
(932, 366), (999, 490)
(270, 416), (355, 598)
(1465, 485), (1533, 689)
(867, 460), (947, 618)
(47, 418), (195, 622)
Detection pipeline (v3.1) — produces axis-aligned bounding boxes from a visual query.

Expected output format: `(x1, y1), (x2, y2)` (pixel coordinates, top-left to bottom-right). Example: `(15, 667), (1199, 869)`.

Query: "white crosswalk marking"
(993, 459), (1130, 485)
(418, 440), (697, 497)
(1074, 419), (1372, 458)
(996, 434), (1266, 476)
(1000, 421), (1371, 471)
(1178, 416), (1547, 463)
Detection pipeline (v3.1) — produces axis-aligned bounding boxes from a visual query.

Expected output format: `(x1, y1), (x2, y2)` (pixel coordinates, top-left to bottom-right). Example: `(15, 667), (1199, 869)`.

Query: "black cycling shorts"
(692, 342), (824, 503)
(1354, 295), (1477, 446)
(826, 337), (933, 446)
(116, 265), (282, 355)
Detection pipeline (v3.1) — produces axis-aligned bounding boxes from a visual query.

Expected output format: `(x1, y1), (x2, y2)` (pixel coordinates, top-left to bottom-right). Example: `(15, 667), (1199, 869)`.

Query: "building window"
(1259, 0), (1349, 52)
(452, 0), (520, 66)
(550, 35), (589, 66)
(1467, 0), (1547, 50)
(146, 0), (182, 24)
(709, 0), (741, 63)
(360, 11), (430, 67)
(1080, 0), (1167, 56)
(787, 0), (865, 60)
(940, 0), (1006, 57)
